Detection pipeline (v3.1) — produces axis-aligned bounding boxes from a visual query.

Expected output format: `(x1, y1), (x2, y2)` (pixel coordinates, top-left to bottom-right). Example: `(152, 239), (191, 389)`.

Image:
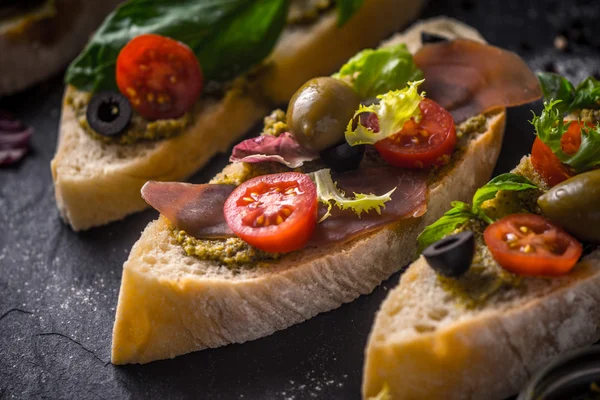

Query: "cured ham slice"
(142, 167), (427, 251)
(230, 132), (318, 168)
(414, 39), (542, 122)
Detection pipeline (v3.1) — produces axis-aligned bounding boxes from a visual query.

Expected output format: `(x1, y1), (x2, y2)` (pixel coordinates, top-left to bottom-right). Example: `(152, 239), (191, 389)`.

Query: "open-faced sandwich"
(363, 73), (600, 399)
(110, 17), (542, 365)
(49, 0), (426, 231)
(0, 0), (122, 97)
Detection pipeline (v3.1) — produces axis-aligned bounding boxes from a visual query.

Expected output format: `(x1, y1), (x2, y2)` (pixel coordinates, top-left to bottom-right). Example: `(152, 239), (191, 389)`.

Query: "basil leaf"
(571, 76), (600, 110)
(565, 123), (600, 171)
(65, 0), (288, 92)
(333, 43), (423, 99)
(416, 201), (475, 254)
(538, 72), (574, 113)
(472, 173), (538, 215)
(336, 0), (364, 27)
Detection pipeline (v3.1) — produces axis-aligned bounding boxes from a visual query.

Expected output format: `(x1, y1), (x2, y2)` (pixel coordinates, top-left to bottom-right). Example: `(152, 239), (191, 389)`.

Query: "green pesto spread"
(67, 90), (193, 145)
(261, 109), (288, 137)
(579, 109), (600, 124)
(287, 0), (333, 25)
(173, 226), (280, 266)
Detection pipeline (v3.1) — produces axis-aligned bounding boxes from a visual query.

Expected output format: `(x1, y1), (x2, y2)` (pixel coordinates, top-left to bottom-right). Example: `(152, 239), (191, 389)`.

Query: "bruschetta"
(110, 17), (542, 365)
(363, 72), (600, 400)
(50, 0), (424, 231)
(0, 0), (122, 96)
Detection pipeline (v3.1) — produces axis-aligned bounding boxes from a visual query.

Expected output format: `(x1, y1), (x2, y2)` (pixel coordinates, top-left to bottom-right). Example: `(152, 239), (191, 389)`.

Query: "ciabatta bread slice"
(0, 0), (122, 97)
(362, 159), (600, 400)
(110, 18), (506, 364)
(50, 0), (424, 231)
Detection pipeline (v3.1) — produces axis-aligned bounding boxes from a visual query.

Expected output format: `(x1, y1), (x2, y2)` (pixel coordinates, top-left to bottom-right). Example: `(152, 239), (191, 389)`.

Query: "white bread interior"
(363, 222), (600, 399)
(0, 0), (123, 97)
(50, 0), (424, 231)
(110, 18), (506, 364)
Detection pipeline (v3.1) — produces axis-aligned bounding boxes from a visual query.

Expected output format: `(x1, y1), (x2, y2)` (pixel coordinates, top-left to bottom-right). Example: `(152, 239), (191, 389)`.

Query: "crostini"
(363, 73), (600, 400)
(0, 0), (122, 97)
(110, 17), (542, 365)
(50, 0), (425, 231)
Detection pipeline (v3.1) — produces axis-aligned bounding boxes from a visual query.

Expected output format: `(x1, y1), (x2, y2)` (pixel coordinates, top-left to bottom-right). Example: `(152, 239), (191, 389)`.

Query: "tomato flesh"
(224, 172), (317, 253)
(484, 214), (582, 276)
(116, 33), (203, 121)
(530, 120), (584, 187)
(374, 98), (456, 169)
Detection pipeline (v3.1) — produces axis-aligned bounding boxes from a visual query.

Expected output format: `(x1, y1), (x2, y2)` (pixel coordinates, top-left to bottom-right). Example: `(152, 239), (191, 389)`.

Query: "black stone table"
(1, 0), (599, 398)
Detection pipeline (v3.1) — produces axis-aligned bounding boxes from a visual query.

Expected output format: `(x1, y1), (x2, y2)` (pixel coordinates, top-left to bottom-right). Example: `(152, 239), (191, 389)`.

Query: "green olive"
(537, 169), (600, 243)
(286, 77), (360, 152)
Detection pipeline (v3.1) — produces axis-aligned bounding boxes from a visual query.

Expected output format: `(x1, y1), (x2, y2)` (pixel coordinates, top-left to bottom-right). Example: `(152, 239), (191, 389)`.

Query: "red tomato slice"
(374, 98), (456, 169)
(116, 33), (203, 121)
(530, 120), (584, 187)
(484, 214), (583, 276)
(224, 172), (318, 253)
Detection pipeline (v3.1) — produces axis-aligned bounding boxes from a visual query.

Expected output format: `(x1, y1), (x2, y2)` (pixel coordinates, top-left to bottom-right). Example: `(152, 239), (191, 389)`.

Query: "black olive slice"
(423, 231), (475, 277)
(319, 142), (365, 172)
(86, 91), (132, 137)
(421, 31), (449, 45)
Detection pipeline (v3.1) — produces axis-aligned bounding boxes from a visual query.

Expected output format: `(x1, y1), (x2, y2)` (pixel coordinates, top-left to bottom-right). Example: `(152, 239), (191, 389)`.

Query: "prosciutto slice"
(230, 132), (319, 168)
(414, 39), (542, 122)
(142, 167), (427, 250)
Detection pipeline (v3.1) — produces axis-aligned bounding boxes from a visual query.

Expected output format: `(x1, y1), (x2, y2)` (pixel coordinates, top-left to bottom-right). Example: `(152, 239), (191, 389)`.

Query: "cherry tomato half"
(374, 98), (456, 169)
(484, 213), (583, 276)
(116, 33), (203, 121)
(531, 120), (584, 187)
(224, 172), (318, 253)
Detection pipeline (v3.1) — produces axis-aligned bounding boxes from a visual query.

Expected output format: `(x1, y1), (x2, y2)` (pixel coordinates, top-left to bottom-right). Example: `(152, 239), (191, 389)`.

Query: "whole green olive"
(537, 169), (600, 243)
(286, 77), (360, 152)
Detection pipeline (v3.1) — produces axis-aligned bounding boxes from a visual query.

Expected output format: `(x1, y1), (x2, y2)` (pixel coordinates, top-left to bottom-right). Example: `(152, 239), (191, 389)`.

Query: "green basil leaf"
(336, 0), (364, 27)
(333, 43), (423, 99)
(472, 173), (538, 214)
(564, 123), (600, 171)
(65, 0), (288, 92)
(571, 76), (600, 110)
(537, 72), (574, 113)
(416, 201), (475, 254)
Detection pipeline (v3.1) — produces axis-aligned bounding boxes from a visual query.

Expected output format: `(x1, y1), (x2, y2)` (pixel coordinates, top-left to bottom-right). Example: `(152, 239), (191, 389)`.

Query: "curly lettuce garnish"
(345, 80), (425, 146)
(531, 100), (600, 173)
(333, 43), (423, 99)
(310, 169), (396, 222)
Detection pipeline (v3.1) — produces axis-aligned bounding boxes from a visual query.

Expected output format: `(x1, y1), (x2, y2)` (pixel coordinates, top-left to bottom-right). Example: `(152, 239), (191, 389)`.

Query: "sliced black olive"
(86, 91), (132, 137)
(319, 142), (365, 172)
(421, 32), (449, 44)
(423, 231), (475, 277)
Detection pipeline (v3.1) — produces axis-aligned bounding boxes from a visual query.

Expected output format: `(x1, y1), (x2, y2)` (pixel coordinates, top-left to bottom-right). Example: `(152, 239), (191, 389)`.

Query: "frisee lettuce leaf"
(309, 169), (396, 222)
(345, 80), (425, 146)
(333, 43), (423, 99)
(531, 100), (600, 173)
(538, 72), (600, 113)
(416, 173), (538, 253)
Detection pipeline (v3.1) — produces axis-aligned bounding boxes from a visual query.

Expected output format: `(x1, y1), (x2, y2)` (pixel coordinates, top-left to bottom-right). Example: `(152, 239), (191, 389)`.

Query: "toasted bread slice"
(0, 0), (122, 97)
(110, 18), (506, 365)
(50, 0), (424, 231)
(362, 223), (600, 400)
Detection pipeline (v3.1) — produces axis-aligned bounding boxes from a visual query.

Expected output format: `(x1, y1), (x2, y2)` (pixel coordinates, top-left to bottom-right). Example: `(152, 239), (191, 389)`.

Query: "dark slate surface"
(1, 0), (600, 399)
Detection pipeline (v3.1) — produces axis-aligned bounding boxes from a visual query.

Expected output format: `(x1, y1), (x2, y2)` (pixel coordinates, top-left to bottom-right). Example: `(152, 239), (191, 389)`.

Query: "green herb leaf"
(345, 80), (425, 146)
(472, 173), (538, 216)
(336, 0), (364, 27)
(309, 169), (396, 222)
(333, 43), (423, 99)
(537, 72), (574, 113)
(571, 76), (600, 110)
(65, 0), (288, 92)
(532, 100), (600, 172)
(416, 201), (475, 254)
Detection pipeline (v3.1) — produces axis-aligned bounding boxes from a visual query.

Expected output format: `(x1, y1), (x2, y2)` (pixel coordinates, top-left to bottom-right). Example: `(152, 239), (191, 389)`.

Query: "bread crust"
(50, 0), (424, 231)
(0, 0), (122, 97)
(111, 17), (507, 363)
(362, 250), (600, 400)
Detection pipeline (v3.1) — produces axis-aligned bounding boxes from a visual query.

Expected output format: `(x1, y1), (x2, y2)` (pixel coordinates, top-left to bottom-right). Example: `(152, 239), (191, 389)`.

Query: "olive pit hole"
(97, 100), (121, 123)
